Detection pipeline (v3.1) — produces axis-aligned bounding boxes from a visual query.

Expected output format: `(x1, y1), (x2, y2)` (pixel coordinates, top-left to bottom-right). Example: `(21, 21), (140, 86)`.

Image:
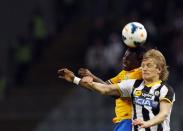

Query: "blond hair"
(143, 49), (169, 81)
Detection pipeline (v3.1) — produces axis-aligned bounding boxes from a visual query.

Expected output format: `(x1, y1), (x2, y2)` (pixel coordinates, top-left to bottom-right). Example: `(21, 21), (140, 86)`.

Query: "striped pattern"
(118, 80), (175, 131)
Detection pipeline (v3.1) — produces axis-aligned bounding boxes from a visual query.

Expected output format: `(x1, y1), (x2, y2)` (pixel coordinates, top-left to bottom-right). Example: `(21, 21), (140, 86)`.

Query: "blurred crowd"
(83, 0), (183, 88)
(0, 0), (182, 130)
(11, 8), (49, 86)
(0, 0), (183, 99)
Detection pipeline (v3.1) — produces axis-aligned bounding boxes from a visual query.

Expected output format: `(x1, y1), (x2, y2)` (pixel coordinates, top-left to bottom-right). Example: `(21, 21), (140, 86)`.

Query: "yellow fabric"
(110, 67), (142, 123)
(145, 80), (162, 87)
(160, 98), (173, 104)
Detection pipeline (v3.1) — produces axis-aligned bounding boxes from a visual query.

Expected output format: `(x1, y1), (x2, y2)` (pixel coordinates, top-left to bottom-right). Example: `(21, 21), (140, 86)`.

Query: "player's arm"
(145, 100), (172, 127)
(133, 100), (173, 128)
(81, 77), (121, 96)
(78, 68), (107, 84)
(81, 78), (135, 97)
(58, 68), (93, 90)
(58, 68), (75, 82)
(58, 68), (121, 97)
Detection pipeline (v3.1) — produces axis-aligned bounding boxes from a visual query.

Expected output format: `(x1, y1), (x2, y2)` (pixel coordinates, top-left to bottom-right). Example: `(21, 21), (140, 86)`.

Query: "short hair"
(143, 49), (169, 81)
(128, 46), (147, 61)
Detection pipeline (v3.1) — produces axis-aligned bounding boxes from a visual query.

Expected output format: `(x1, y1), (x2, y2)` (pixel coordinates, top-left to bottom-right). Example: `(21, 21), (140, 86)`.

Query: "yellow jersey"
(108, 67), (142, 123)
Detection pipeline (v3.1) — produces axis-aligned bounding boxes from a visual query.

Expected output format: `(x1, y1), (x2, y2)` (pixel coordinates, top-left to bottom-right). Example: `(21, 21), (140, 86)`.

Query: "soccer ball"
(122, 22), (147, 48)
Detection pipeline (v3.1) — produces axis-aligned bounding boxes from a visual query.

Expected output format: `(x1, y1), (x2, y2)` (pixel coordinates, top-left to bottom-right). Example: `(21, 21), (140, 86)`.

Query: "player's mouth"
(143, 72), (149, 75)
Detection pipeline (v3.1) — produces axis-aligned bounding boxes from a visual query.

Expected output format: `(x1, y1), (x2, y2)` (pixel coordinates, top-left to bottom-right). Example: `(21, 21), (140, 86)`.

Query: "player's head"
(122, 47), (145, 71)
(142, 49), (169, 81)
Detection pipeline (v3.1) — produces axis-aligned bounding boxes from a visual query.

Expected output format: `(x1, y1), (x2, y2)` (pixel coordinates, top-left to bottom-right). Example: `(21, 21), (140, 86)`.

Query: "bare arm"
(145, 100), (172, 127)
(58, 68), (121, 97)
(80, 77), (121, 97)
(78, 68), (107, 84)
(133, 100), (173, 128)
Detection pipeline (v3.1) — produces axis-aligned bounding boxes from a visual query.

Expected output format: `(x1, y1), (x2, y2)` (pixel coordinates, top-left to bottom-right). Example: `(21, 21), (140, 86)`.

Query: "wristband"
(73, 76), (81, 85)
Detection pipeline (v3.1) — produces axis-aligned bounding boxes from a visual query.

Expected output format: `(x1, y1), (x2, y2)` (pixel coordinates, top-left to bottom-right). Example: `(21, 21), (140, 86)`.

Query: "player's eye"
(146, 63), (155, 68)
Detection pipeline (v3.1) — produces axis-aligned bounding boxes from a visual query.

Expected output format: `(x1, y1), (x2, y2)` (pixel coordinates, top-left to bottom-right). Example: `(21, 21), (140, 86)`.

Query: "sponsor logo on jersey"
(142, 93), (153, 98)
(134, 90), (153, 98)
(134, 97), (158, 108)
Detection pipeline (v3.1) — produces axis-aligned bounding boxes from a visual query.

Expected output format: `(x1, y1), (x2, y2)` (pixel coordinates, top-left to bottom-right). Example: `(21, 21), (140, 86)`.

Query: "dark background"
(0, 0), (182, 131)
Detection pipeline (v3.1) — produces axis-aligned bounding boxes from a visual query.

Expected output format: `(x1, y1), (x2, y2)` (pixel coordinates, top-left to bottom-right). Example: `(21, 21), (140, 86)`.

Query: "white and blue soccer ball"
(122, 22), (147, 48)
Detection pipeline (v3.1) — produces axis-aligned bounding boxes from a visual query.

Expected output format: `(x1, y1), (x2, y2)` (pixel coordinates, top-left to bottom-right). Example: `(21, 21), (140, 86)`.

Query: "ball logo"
(134, 90), (142, 96)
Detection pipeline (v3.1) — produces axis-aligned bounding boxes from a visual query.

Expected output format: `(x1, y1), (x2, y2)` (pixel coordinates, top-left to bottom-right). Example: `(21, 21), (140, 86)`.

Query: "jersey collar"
(145, 80), (162, 87)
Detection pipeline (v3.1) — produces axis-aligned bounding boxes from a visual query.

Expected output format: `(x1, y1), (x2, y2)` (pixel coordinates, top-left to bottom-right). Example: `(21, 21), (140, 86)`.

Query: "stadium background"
(0, 0), (182, 130)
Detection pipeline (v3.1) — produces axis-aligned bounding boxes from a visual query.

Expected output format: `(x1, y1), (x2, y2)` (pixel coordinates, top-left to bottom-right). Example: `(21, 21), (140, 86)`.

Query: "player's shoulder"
(160, 82), (175, 102)
(133, 79), (143, 88)
(121, 79), (141, 86)
(161, 82), (175, 94)
(134, 67), (142, 72)
(118, 69), (126, 74)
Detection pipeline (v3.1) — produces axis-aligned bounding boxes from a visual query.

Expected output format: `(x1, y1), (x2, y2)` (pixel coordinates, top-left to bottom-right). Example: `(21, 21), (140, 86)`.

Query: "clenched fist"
(57, 68), (75, 82)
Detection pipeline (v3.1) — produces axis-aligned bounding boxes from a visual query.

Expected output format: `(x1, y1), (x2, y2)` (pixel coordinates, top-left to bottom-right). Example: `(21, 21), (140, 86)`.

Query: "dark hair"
(128, 46), (147, 60)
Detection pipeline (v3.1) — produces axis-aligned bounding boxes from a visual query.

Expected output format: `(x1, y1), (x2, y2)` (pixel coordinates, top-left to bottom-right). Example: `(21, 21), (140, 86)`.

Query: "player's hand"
(81, 76), (93, 83)
(133, 119), (151, 128)
(80, 76), (93, 87)
(78, 68), (93, 77)
(133, 119), (143, 126)
(57, 68), (75, 82)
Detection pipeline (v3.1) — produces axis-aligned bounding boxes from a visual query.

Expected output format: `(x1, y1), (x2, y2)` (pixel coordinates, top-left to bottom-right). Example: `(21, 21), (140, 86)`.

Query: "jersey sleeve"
(109, 72), (123, 84)
(117, 79), (136, 97)
(160, 85), (175, 104)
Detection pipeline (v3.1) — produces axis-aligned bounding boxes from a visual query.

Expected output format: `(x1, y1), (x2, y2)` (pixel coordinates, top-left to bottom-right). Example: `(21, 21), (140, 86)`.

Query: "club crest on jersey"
(134, 90), (142, 96)
(154, 91), (160, 96)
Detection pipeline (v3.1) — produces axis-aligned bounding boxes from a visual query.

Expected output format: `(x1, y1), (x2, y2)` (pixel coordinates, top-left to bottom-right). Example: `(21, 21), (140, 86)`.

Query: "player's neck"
(144, 76), (160, 86)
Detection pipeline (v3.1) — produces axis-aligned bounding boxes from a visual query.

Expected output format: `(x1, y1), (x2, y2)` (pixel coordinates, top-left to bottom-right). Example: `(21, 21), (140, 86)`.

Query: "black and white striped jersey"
(117, 79), (175, 131)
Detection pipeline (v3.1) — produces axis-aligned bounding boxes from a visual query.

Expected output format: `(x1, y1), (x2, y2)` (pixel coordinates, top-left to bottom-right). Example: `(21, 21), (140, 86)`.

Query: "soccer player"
(58, 49), (175, 131)
(77, 47), (145, 131)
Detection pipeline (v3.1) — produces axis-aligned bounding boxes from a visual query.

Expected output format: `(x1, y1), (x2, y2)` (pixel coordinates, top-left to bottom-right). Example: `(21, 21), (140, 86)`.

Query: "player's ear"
(157, 67), (162, 74)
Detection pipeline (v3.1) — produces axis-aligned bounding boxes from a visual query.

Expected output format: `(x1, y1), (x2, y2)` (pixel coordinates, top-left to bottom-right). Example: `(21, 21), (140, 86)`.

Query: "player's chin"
(142, 74), (151, 80)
